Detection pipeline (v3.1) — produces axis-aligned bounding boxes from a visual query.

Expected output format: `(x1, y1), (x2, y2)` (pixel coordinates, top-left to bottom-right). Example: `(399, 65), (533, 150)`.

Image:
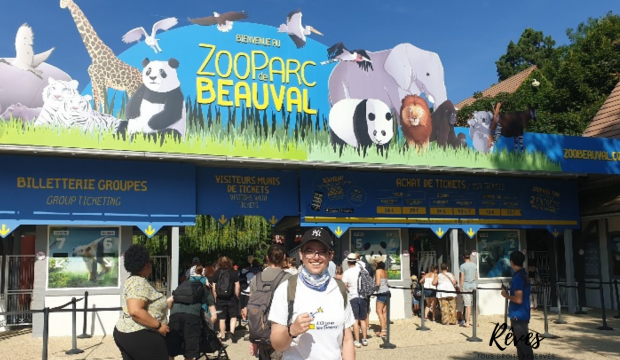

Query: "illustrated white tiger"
(34, 78), (120, 132)
(60, 94), (121, 132)
(34, 77), (80, 127)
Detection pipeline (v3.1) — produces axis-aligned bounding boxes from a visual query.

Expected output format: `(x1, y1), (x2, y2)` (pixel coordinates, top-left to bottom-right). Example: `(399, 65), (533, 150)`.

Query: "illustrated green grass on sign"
(0, 95), (562, 172)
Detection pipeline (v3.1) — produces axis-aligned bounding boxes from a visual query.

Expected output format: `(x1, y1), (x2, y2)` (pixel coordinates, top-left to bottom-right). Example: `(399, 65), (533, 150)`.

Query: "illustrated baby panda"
(72, 237), (118, 282)
(362, 241), (396, 271)
(467, 111), (494, 153)
(329, 98), (394, 157)
(121, 58), (186, 145)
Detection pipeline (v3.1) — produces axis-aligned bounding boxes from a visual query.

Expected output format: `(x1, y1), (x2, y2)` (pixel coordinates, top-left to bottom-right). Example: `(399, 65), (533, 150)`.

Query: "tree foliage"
(133, 215), (273, 272)
(496, 28), (557, 81)
(462, 12), (620, 136)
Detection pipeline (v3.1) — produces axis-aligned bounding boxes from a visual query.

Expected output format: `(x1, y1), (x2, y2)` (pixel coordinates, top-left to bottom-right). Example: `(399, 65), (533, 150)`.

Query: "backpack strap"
(266, 271), (289, 311)
(287, 275), (298, 326)
(333, 278), (348, 310)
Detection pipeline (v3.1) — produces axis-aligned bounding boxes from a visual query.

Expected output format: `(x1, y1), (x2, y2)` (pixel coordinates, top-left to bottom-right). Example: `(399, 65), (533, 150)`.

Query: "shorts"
(366, 297), (371, 313)
(350, 297), (368, 320)
(376, 294), (388, 304)
(239, 294), (250, 310)
(424, 289), (436, 298)
(166, 313), (202, 358)
(412, 298), (419, 306)
(216, 297), (239, 320)
(462, 292), (473, 307)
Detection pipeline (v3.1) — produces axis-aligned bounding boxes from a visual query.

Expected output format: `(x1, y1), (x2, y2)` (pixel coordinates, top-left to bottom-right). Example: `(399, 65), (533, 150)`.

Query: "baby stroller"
(197, 318), (230, 360)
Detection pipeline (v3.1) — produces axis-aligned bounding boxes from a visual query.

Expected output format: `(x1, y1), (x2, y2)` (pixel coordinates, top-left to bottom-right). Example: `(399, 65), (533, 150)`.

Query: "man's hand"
(501, 289), (508, 298)
(290, 313), (313, 337)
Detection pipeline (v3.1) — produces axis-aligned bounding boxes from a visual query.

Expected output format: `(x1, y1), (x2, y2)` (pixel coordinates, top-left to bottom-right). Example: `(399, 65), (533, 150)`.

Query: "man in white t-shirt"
(269, 228), (355, 360)
(342, 253), (367, 348)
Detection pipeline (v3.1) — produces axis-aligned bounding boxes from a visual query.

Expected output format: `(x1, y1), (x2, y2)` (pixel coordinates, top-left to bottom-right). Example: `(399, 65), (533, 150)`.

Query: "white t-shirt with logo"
(268, 278), (355, 360)
(341, 265), (361, 299)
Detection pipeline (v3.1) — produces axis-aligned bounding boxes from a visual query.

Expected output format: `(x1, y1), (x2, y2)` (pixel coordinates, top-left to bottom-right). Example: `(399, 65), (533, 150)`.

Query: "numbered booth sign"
(48, 227), (120, 289)
(477, 230), (519, 278)
(351, 229), (402, 280)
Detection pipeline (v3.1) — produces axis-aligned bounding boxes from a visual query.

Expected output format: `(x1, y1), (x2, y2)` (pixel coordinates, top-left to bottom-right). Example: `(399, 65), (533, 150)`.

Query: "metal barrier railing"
(0, 292), (121, 360)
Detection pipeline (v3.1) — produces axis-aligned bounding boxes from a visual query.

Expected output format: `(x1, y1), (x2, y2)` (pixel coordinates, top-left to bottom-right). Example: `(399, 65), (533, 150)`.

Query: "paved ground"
(1, 309), (619, 359)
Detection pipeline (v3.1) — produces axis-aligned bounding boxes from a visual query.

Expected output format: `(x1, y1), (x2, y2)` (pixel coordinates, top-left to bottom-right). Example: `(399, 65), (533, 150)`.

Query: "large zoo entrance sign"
(2, 4), (620, 175)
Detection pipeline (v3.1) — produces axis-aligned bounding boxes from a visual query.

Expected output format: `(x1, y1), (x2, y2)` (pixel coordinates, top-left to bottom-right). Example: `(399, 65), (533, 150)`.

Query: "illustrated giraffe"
(60, 0), (142, 112)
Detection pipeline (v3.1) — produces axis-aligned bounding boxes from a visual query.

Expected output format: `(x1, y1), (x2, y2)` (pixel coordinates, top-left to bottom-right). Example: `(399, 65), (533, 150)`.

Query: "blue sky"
(1, 0), (617, 103)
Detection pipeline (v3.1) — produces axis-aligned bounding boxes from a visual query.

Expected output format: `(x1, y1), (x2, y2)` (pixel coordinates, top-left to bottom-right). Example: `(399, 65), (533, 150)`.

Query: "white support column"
(598, 219), (611, 309)
(170, 227), (180, 293)
(450, 229), (459, 277)
(564, 229), (577, 314)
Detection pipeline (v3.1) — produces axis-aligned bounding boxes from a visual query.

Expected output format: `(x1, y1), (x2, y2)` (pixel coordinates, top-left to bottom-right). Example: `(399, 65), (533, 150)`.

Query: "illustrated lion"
(400, 95), (433, 153)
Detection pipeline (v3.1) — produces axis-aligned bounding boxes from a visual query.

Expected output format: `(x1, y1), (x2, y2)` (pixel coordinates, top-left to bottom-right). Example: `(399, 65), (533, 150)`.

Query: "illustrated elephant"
(327, 43), (447, 114)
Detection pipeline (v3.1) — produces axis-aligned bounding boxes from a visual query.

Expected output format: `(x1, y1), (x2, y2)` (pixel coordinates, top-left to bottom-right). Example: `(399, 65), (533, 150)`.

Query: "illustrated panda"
(329, 98), (394, 157)
(363, 241), (388, 266)
(72, 237), (118, 282)
(121, 58), (186, 145)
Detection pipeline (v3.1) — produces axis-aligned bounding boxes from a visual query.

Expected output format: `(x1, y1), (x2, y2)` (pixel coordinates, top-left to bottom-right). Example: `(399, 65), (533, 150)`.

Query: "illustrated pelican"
(277, 10), (323, 49)
(0, 23), (54, 78)
(320, 42), (373, 72)
(121, 17), (178, 54)
(189, 11), (249, 32)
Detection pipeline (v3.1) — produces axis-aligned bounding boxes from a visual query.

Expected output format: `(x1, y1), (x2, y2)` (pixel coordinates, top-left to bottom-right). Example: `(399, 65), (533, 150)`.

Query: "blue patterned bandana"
(299, 265), (331, 292)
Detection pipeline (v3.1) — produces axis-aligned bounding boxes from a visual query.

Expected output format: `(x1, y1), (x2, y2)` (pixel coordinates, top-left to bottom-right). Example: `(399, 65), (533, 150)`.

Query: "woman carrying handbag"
(435, 263), (458, 325)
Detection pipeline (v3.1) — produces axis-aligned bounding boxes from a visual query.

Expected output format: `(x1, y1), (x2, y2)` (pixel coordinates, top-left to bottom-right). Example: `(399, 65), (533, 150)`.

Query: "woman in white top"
(419, 265), (438, 321)
(435, 263), (458, 325)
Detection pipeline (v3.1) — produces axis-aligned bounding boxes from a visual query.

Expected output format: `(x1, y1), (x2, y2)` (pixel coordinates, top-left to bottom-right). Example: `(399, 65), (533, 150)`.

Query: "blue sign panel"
(300, 170), (579, 229)
(0, 155), (196, 237)
(197, 167), (298, 225)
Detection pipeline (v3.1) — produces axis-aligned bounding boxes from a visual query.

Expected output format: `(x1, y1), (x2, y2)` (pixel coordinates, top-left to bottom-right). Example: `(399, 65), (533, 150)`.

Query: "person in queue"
(342, 253), (368, 348)
(285, 257), (299, 276)
(269, 228), (355, 360)
(248, 244), (291, 360)
(212, 256), (241, 343)
(436, 263), (458, 325)
(190, 265), (217, 329)
(459, 250), (478, 327)
(114, 244), (169, 360)
(166, 264), (215, 360)
(374, 261), (390, 337)
(420, 266), (438, 321)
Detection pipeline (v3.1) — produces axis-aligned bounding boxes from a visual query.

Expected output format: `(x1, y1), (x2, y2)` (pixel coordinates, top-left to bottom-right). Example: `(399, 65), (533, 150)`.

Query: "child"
(410, 275), (421, 317)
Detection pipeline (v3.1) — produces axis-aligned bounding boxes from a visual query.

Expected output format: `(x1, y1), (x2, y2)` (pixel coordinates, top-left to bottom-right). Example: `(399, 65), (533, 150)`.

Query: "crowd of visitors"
(114, 228), (398, 360)
(114, 233), (541, 360)
(409, 250), (480, 327)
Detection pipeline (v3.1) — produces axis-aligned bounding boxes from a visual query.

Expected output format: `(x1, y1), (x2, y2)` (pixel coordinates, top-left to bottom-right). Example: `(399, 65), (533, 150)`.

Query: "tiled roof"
(583, 80), (620, 139)
(455, 66), (538, 109)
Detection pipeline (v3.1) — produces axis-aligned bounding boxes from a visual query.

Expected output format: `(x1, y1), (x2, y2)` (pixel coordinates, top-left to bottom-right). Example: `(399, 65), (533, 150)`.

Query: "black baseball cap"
(463, 250), (471, 257)
(300, 228), (334, 251)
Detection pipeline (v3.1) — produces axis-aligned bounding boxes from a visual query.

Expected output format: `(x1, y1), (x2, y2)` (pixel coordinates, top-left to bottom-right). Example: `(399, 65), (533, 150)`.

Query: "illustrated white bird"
(320, 42), (373, 72)
(532, 78), (540, 87)
(277, 10), (323, 49)
(0, 23), (54, 79)
(189, 11), (249, 32)
(121, 17), (178, 54)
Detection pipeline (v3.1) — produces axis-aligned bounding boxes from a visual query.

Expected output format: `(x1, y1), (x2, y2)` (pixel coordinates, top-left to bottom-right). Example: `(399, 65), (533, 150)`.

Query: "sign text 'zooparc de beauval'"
(1, 5), (620, 175)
